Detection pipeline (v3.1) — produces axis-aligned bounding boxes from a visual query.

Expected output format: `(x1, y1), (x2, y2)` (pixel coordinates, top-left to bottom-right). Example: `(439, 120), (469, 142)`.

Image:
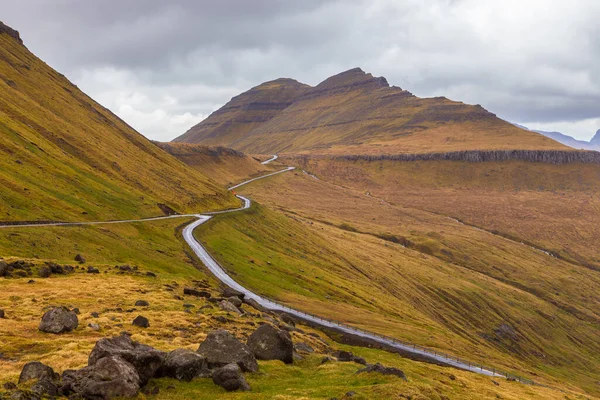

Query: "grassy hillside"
(174, 78), (310, 147)
(197, 170), (600, 396)
(0, 28), (237, 222)
(175, 68), (567, 155)
(156, 142), (272, 187)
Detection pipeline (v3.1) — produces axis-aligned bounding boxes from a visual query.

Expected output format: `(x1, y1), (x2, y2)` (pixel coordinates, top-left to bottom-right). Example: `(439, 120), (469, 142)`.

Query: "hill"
(155, 142), (272, 186)
(175, 68), (567, 155)
(0, 23), (237, 222)
(175, 78), (310, 147)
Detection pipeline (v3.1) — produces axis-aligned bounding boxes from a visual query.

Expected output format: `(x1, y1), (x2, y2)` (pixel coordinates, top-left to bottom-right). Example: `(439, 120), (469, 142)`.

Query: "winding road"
(0, 163), (531, 382)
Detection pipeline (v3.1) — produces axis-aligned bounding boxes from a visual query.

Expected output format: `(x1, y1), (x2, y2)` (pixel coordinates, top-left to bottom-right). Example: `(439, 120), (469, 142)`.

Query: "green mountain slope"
(0, 23), (237, 222)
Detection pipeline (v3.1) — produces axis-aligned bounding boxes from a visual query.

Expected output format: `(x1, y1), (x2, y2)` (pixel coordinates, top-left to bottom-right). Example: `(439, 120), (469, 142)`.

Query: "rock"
(88, 323), (100, 331)
(280, 313), (296, 326)
(356, 363), (407, 380)
(332, 350), (365, 364)
(320, 356), (334, 365)
(31, 379), (59, 397)
(0, 260), (7, 276)
(247, 323), (294, 364)
(88, 334), (165, 385)
(219, 300), (242, 315)
(86, 266), (99, 274)
(227, 296), (243, 307)
(221, 287), (244, 300)
(145, 271), (157, 277)
(27, 279), (35, 284)
(184, 288), (211, 298)
(0, 309), (4, 318)
(294, 342), (314, 353)
(132, 315), (149, 328)
(37, 265), (51, 278)
(74, 254), (86, 264)
(118, 265), (132, 271)
(160, 349), (209, 381)
(14, 270), (27, 278)
(3, 382), (17, 390)
(72, 307), (80, 315)
(214, 315), (229, 323)
(134, 300), (149, 307)
(39, 306), (78, 334)
(62, 356), (140, 399)
(90, 312), (99, 318)
(19, 361), (58, 384)
(243, 297), (266, 312)
(197, 329), (258, 372)
(212, 363), (251, 392)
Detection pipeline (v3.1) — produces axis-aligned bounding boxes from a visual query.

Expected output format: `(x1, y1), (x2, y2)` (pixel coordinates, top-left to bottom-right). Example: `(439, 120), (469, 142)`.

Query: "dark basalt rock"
(88, 334), (165, 385)
(221, 287), (245, 300)
(74, 254), (86, 264)
(247, 323), (294, 364)
(39, 306), (78, 334)
(184, 287), (211, 298)
(132, 315), (150, 328)
(212, 363), (251, 392)
(332, 350), (366, 364)
(356, 363), (407, 380)
(197, 329), (258, 372)
(159, 349), (209, 382)
(18, 361), (58, 384)
(135, 300), (149, 307)
(62, 356), (140, 399)
(0, 260), (8, 276)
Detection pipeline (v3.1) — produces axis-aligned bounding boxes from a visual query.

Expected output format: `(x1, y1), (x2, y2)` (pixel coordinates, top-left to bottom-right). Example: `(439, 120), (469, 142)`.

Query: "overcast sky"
(3, 0), (599, 141)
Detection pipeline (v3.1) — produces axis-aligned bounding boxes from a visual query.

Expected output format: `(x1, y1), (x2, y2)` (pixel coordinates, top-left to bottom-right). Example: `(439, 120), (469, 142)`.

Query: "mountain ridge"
(175, 68), (567, 155)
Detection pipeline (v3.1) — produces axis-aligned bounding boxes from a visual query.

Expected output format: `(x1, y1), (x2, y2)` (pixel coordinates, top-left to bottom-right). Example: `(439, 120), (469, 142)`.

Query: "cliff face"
(175, 68), (566, 155)
(174, 78), (310, 146)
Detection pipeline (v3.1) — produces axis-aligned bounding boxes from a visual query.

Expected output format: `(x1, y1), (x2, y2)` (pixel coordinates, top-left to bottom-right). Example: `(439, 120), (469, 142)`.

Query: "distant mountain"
(515, 124), (600, 151)
(0, 22), (235, 221)
(175, 67), (566, 154)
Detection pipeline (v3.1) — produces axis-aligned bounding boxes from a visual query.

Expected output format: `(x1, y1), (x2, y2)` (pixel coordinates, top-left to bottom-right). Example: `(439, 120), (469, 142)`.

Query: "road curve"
(261, 154), (278, 165)
(0, 165), (522, 381)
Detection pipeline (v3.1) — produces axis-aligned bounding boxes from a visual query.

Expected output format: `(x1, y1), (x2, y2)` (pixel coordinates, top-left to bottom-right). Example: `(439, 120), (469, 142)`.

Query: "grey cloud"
(2, 0), (600, 141)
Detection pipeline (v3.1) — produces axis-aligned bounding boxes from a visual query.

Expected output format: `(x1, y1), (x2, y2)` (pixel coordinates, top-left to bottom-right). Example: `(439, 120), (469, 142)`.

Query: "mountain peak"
(0, 21), (23, 45)
(591, 129), (600, 145)
(314, 67), (391, 92)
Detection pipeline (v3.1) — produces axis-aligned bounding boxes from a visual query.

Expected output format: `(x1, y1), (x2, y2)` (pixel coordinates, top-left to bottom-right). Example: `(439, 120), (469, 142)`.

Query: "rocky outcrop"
(0, 22), (23, 45)
(212, 363), (251, 392)
(197, 329), (258, 372)
(39, 307), (78, 334)
(247, 323), (294, 364)
(62, 356), (141, 399)
(356, 363), (407, 380)
(159, 349), (209, 381)
(88, 334), (165, 385)
(292, 150), (600, 165)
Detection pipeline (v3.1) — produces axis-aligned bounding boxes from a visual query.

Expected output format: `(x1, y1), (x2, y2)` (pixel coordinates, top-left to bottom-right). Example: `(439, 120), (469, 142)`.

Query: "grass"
(197, 170), (600, 397)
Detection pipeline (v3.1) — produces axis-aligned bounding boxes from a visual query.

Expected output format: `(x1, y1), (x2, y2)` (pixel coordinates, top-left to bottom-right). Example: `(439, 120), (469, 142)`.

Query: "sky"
(2, 0), (599, 142)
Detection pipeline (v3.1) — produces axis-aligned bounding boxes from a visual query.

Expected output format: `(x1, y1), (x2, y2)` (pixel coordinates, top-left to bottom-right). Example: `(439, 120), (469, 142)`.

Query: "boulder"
(134, 300), (149, 307)
(132, 315), (150, 328)
(88, 323), (100, 331)
(197, 329), (258, 372)
(0, 260), (7, 276)
(37, 265), (51, 278)
(159, 349), (209, 381)
(356, 363), (407, 380)
(221, 287), (244, 300)
(31, 379), (59, 397)
(0, 309), (4, 318)
(243, 297), (266, 312)
(87, 266), (99, 274)
(39, 306), (78, 334)
(247, 323), (294, 364)
(294, 342), (314, 353)
(184, 288), (211, 298)
(212, 363), (250, 392)
(62, 356), (140, 399)
(227, 296), (243, 307)
(88, 334), (165, 385)
(74, 254), (86, 264)
(332, 350), (365, 364)
(219, 300), (242, 315)
(18, 361), (58, 384)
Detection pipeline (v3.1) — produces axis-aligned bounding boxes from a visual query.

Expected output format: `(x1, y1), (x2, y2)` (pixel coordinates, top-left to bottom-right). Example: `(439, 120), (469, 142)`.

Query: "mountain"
(175, 78), (310, 146)
(0, 22), (236, 222)
(155, 142), (272, 186)
(515, 124), (600, 151)
(175, 68), (567, 154)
